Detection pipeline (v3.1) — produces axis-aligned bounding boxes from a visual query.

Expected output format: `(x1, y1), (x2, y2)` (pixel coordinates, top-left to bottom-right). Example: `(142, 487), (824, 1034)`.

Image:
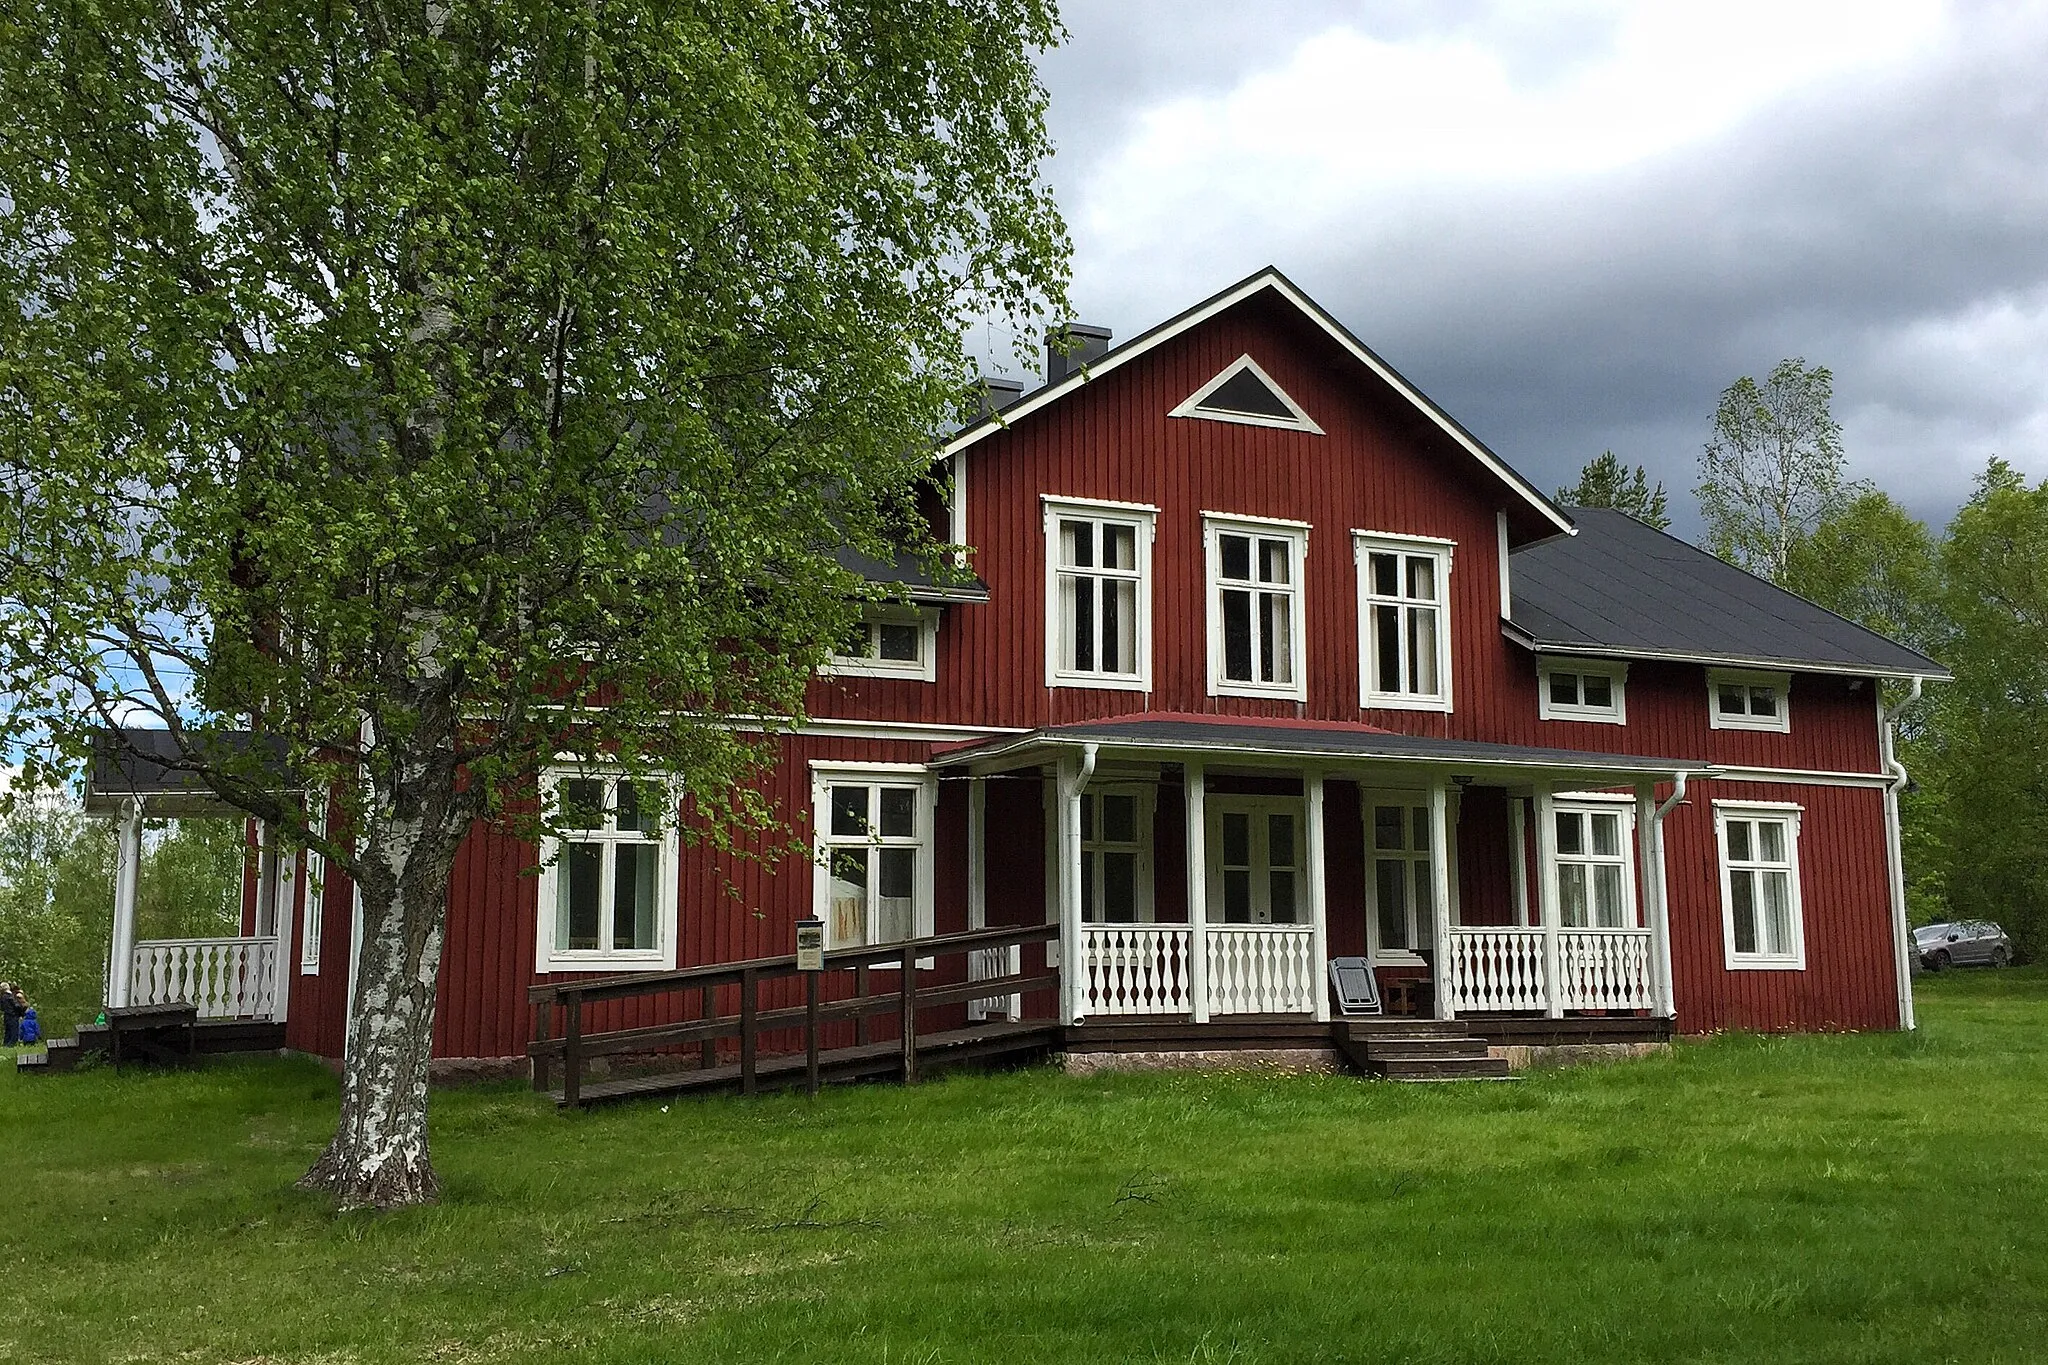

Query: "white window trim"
(534, 767), (682, 974)
(1204, 513), (1310, 702)
(1708, 668), (1792, 733)
(1538, 658), (1629, 725)
(809, 761), (938, 962)
(1550, 799), (1639, 929)
(1714, 799), (1807, 971)
(1081, 783), (1157, 924)
(300, 794), (328, 975)
(1206, 794), (1309, 926)
(1043, 495), (1157, 693)
(1168, 354), (1326, 434)
(1354, 531), (1455, 714)
(821, 604), (939, 683)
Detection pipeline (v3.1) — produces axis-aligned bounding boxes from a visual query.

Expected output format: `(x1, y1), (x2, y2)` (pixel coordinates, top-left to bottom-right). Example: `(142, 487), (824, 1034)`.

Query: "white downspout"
(1881, 678), (1924, 1030)
(1649, 773), (1688, 1022)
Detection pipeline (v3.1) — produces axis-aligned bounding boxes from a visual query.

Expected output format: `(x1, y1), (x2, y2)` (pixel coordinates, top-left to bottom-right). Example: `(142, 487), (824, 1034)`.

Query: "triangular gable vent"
(1170, 355), (1325, 434)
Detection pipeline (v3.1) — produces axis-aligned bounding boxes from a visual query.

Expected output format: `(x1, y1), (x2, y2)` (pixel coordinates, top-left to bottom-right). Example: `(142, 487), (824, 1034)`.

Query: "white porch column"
(271, 844), (296, 1025)
(967, 777), (988, 932)
(1185, 760), (1210, 1024)
(1305, 768), (1330, 1023)
(1532, 782), (1564, 1019)
(1645, 778), (1682, 1020)
(107, 799), (143, 1009)
(1426, 778), (1455, 1020)
(1056, 753), (1087, 1024)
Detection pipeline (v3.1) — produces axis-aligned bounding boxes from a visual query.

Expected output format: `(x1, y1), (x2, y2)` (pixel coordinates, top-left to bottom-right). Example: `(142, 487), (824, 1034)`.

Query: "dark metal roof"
(1509, 507), (1949, 679)
(84, 728), (287, 817)
(935, 713), (1711, 781)
(831, 545), (989, 604)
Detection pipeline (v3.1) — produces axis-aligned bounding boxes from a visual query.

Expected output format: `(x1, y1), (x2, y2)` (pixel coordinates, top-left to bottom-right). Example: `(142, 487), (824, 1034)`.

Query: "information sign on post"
(795, 917), (825, 972)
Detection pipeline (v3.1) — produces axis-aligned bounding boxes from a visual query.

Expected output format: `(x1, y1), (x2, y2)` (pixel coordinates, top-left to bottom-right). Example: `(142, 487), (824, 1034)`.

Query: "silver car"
(1915, 919), (2014, 970)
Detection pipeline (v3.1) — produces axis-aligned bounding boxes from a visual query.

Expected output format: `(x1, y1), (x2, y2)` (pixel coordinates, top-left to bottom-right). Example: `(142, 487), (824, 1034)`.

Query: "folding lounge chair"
(1327, 956), (1382, 1016)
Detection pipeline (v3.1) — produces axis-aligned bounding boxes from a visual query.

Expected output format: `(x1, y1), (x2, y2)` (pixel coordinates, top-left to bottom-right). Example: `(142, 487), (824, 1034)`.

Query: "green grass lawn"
(4, 971), (2046, 1364)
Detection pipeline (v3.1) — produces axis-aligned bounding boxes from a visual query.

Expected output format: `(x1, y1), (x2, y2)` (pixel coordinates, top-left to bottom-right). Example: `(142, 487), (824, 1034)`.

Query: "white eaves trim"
(941, 268), (1576, 538)
(1501, 623), (1952, 682)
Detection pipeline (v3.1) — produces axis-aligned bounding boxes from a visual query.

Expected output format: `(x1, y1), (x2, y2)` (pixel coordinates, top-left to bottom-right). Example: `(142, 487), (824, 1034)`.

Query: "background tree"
(0, 0), (1068, 1207)
(1556, 450), (1670, 529)
(1780, 491), (1941, 651)
(1698, 358), (1858, 580)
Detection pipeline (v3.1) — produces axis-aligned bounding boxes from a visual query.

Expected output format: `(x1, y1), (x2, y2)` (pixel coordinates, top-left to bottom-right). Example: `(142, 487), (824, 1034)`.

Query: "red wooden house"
(90, 268), (1948, 1080)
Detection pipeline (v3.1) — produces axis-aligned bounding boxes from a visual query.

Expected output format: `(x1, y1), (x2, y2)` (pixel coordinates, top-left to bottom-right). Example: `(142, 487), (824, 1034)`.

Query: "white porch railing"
(1080, 925), (1193, 1016)
(1444, 925), (1655, 1014)
(967, 943), (1022, 1021)
(1557, 927), (1655, 1011)
(130, 936), (280, 1019)
(1206, 924), (1318, 1015)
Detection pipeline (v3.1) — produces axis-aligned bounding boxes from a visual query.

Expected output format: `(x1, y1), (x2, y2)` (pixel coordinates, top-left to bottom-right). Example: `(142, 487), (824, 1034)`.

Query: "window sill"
(539, 951), (674, 975)
(1049, 673), (1152, 693)
(1362, 694), (1452, 714)
(1373, 949), (1428, 967)
(820, 661), (937, 683)
(1540, 708), (1626, 726)
(1211, 681), (1308, 703)
(1724, 956), (1807, 972)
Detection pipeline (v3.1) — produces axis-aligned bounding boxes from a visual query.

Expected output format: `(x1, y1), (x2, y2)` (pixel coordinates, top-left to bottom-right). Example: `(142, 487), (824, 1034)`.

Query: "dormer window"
(1170, 355), (1324, 434)
(1708, 669), (1791, 733)
(1538, 659), (1627, 725)
(827, 606), (937, 682)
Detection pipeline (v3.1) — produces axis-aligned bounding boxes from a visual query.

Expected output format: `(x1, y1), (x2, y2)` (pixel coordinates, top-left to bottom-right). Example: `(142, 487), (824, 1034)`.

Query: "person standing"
(0, 983), (23, 1047)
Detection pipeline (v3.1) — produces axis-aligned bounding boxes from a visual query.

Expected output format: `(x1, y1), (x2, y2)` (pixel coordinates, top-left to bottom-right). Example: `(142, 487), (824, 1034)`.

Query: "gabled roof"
(1508, 507), (1950, 679)
(945, 267), (1576, 540)
(933, 712), (1712, 784)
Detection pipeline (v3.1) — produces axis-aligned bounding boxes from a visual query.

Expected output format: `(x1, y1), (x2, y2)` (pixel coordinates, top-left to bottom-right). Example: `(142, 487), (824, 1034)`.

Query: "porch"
(938, 715), (1714, 1027)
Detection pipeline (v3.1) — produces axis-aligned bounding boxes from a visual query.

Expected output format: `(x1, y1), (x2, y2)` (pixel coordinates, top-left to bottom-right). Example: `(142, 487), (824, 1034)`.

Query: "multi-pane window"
(1209, 800), (1302, 924)
(1367, 797), (1434, 954)
(1553, 804), (1634, 928)
(817, 773), (931, 949)
(1718, 804), (1804, 968)
(1356, 534), (1453, 710)
(1081, 788), (1151, 923)
(1708, 669), (1791, 733)
(828, 608), (935, 681)
(537, 771), (676, 970)
(1207, 517), (1307, 699)
(1045, 499), (1154, 689)
(1538, 661), (1627, 724)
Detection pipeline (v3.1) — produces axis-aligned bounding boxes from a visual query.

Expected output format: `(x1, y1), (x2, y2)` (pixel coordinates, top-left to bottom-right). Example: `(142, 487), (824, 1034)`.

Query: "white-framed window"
(1552, 799), (1637, 928)
(825, 606), (938, 682)
(300, 794), (328, 975)
(812, 763), (936, 952)
(1044, 496), (1156, 691)
(535, 768), (680, 973)
(1208, 796), (1305, 924)
(1363, 792), (1435, 959)
(1716, 801), (1805, 969)
(1205, 514), (1308, 700)
(1168, 354), (1325, 434)
(1708, 668), (1791, 733)
(1538, 659), (1628, 725)
(1081, 785), (1155, 923)
(1355, 532), (1454, 712)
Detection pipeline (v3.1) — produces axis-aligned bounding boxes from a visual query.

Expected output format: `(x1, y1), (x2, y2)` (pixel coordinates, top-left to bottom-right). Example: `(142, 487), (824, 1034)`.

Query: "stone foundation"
(1487, 1040), (1669, 1070)
(1060, 1047), (1344, 1076)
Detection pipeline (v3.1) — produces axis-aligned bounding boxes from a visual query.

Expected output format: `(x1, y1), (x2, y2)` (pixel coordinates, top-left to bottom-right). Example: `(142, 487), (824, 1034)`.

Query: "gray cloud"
(1028, 1), (2048, 532)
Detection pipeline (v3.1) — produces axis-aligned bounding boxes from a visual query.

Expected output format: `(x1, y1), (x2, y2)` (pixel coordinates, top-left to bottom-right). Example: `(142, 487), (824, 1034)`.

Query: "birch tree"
(1697, 358), (1857, 581)
(0, 0), (1068, 1208)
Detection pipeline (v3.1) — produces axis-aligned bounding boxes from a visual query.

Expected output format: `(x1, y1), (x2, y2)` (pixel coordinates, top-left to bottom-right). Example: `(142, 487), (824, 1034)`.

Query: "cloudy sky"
(1014, 0), (2048, 532)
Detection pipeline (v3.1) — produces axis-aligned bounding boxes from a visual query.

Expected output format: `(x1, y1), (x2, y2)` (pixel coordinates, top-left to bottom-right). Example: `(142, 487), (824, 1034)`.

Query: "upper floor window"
(1355, 532), (1454, 712)
(1539, 659), (1628, 725)
(1044, 496), (1155, 691)
(1205, 514), (1308, 701)
(536, 769), (679, 973)
(813, 764), (935, 951)
(1715, 802), (1805, 969)
(1708, 668), (1791, 733)
(826, 606), (937, 682)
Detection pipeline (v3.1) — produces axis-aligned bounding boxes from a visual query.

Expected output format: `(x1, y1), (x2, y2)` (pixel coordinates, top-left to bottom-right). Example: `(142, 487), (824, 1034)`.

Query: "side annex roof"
(945, 267), (1575, 540)
(1508, 506), (1950, 680)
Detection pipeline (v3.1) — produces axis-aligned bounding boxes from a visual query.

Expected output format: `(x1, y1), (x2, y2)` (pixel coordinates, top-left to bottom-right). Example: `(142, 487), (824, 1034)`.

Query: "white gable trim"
(942, 267), (1574, 537)
(1169, 354), (1325, 434)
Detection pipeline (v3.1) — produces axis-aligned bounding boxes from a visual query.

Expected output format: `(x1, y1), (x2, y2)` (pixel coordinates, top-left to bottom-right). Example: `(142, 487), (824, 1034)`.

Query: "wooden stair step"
(1363, 1040), (1492, 1061)
(1372, 1056), (1514, 1080)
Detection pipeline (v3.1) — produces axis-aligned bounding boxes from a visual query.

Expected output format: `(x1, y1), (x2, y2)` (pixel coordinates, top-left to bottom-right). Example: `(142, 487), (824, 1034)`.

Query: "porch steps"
(1331, 1020), (1513, 1082)
(13, 1019), (283, 1077)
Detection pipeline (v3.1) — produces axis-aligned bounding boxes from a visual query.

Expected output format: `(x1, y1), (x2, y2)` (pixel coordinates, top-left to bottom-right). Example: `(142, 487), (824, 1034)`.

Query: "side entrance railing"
(527, 923), (1060, 1106)
(129, 936), (280, 1019)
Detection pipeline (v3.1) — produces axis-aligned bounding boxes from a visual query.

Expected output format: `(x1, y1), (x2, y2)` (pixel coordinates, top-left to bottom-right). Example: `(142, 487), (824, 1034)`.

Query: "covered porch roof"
(83, 727), (293, 818)
(933, 713), (1715, 787)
